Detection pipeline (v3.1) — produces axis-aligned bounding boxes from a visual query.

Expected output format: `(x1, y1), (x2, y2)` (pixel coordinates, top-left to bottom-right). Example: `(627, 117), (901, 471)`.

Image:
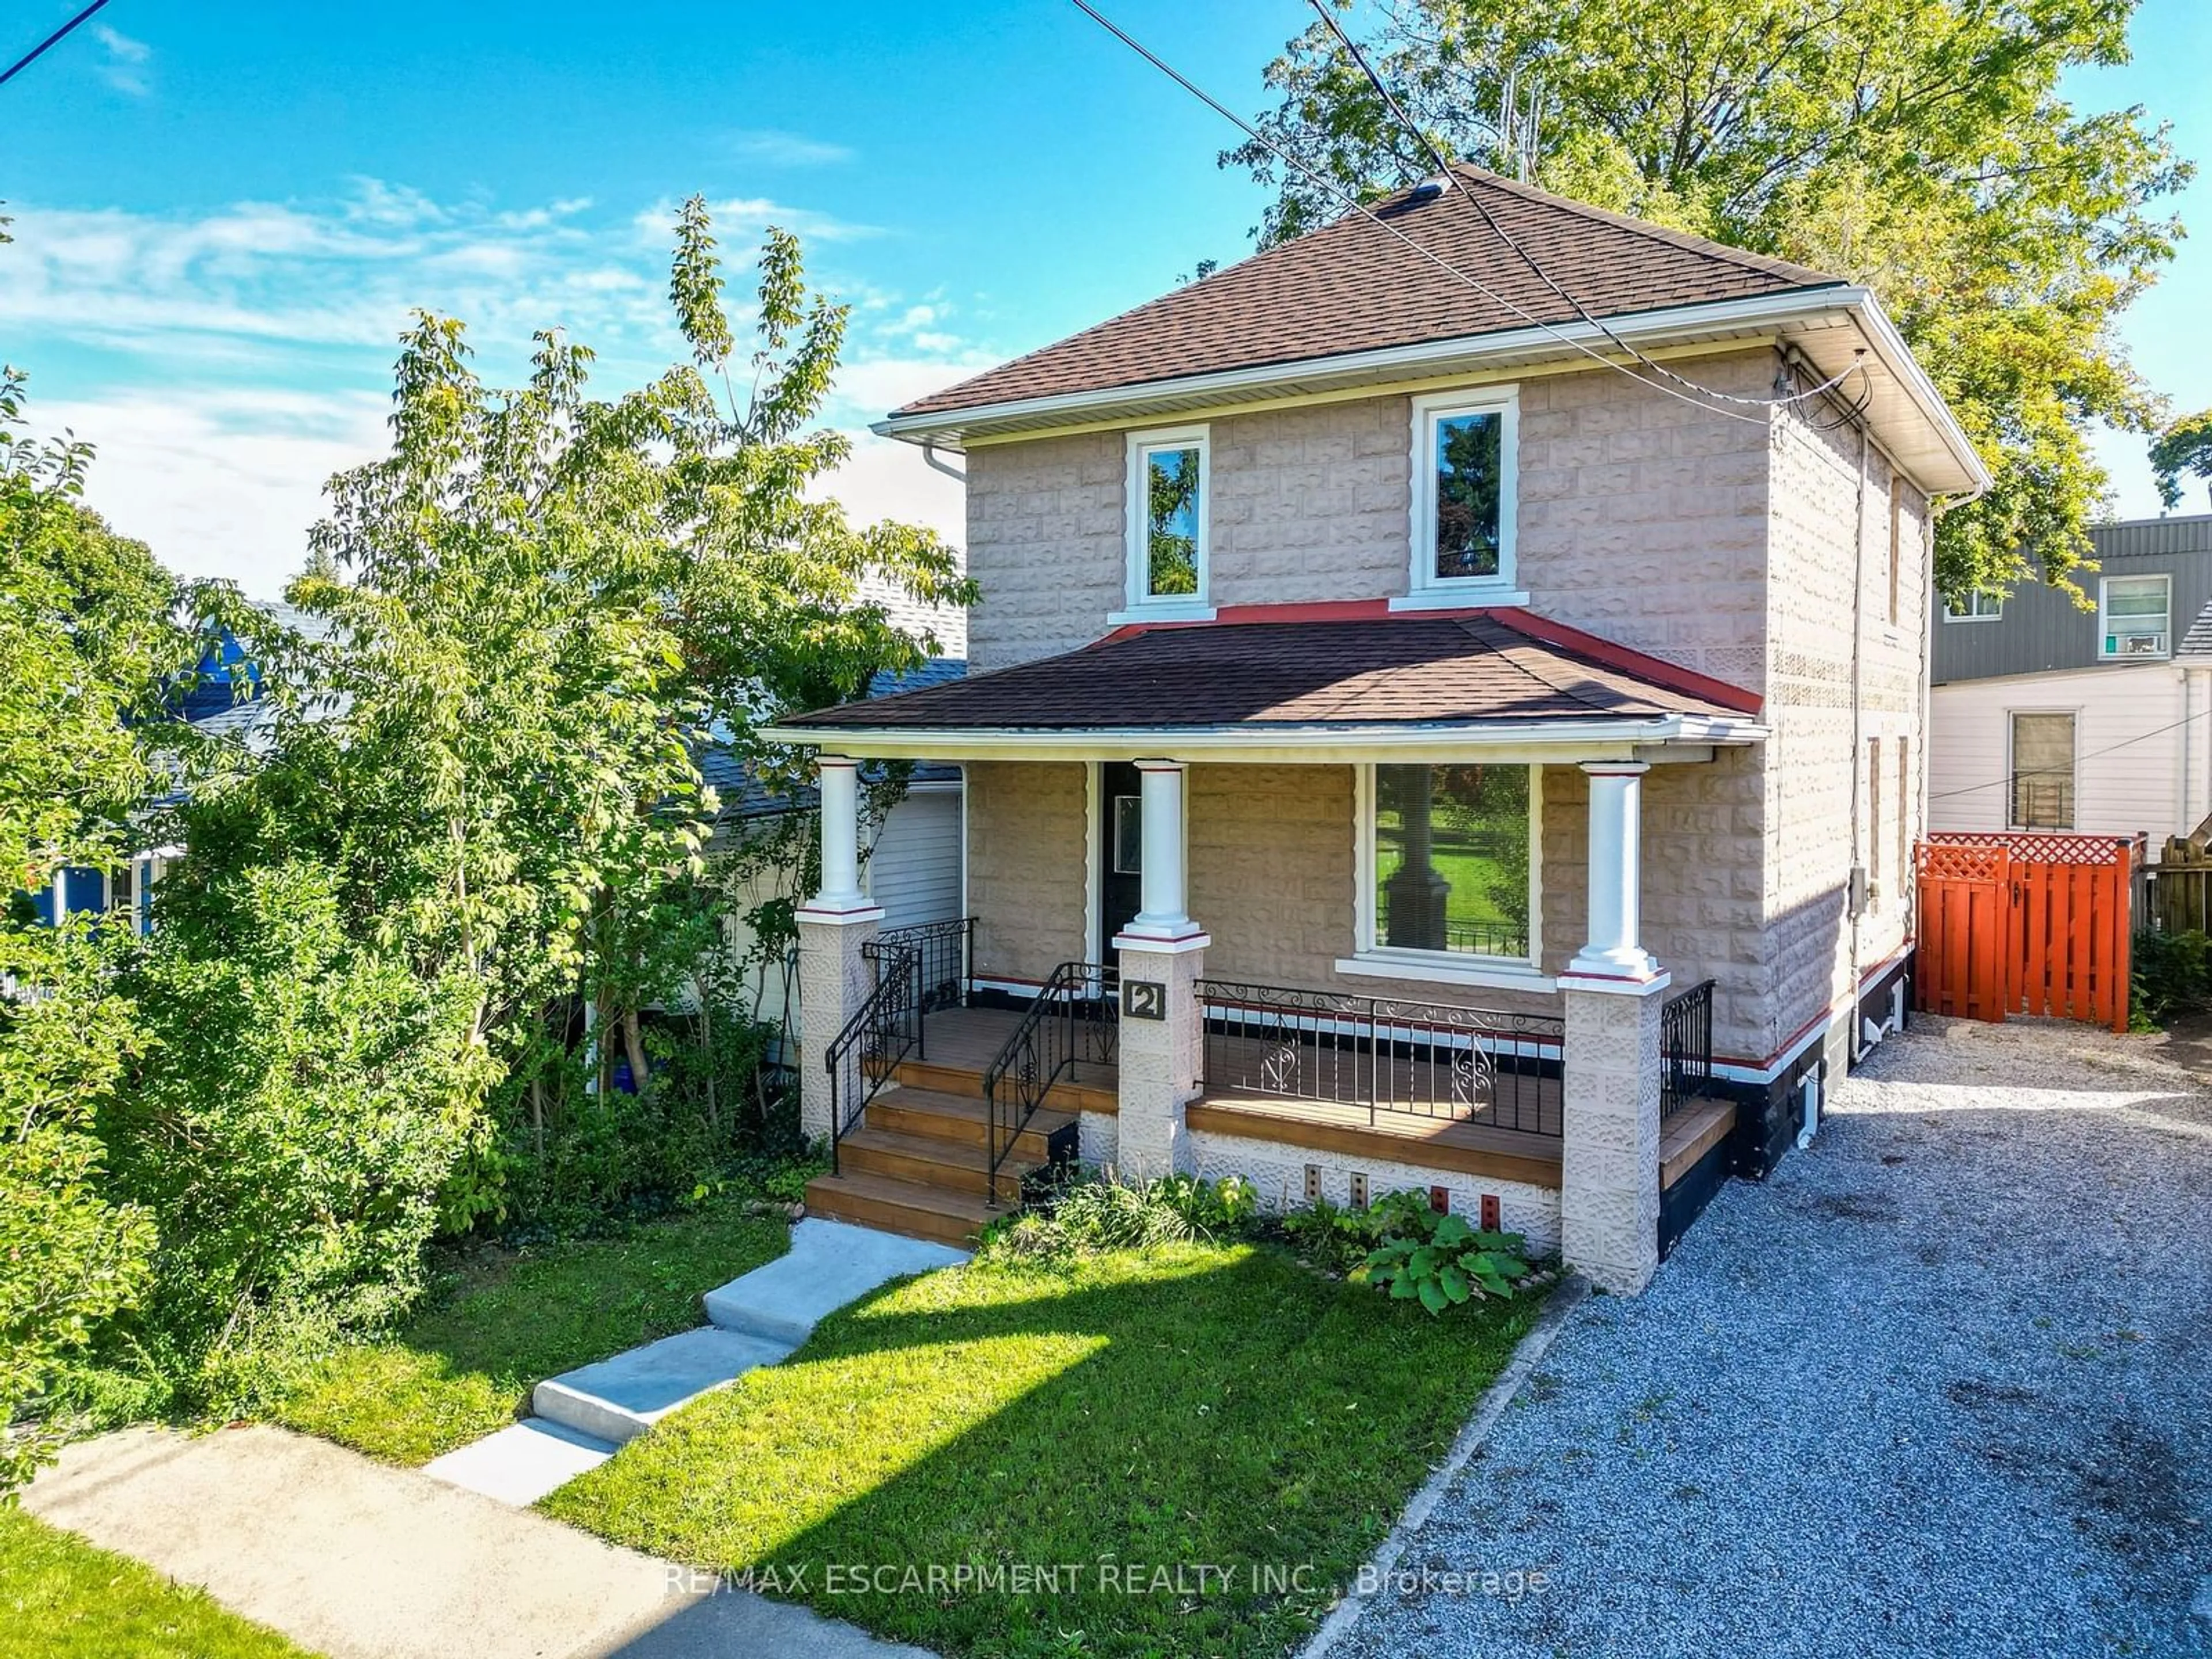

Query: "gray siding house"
(1929, 515), (2212, 840)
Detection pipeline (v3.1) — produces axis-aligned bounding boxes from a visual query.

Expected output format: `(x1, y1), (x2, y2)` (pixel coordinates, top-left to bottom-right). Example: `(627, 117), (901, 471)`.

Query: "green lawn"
(278, 1206), (789, 1464)
(544, 1241), (1541, 1658)
(0, 1508), (316, 1659)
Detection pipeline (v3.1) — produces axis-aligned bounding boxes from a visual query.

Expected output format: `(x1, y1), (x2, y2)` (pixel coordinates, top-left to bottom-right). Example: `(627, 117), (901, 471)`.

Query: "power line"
(0, 0), (114, 89)
(1066, 0), (1780, 429)
(1301, 0), (1859, 416)
(1927, 703), (2212, 802)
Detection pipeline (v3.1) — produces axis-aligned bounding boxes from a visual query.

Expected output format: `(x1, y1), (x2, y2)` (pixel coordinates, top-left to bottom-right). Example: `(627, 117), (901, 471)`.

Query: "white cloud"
(11, 180), (996, 598)
(93, 24), (151, 96)
(37, 390), (390, 596)
(0, 185), (680, 365)
(815, 429), (965, 547)
(827, 354), (995, 424)
(725, 129), (855, 168)
(627, 194), (882, 253)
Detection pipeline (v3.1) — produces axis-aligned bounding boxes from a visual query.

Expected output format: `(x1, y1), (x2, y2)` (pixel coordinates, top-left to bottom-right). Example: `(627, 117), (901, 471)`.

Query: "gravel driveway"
(1337, 1015), (2212, 1659)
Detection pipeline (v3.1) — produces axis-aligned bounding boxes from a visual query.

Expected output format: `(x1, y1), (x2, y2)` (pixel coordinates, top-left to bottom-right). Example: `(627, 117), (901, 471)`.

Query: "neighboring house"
(28, 604), (323, 934)
(711, 657), (969, 1037)
(1930, 514), (2212, 840)
(760, 164), (1987, 1290)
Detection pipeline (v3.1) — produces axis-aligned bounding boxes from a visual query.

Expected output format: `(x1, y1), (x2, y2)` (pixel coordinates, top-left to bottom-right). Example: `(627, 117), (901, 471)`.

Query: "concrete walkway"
(24, 1423), (933, 1659)
(425, 1218), (967, 1506)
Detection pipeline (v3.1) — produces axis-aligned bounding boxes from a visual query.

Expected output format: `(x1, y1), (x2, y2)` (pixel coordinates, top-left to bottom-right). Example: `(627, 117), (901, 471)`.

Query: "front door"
(1098, 762), (1145, 948)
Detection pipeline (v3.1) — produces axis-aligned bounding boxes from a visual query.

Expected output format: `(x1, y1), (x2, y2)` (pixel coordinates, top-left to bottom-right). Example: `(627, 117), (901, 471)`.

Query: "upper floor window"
(1122, 425), (1211, 619)
(1942, 590), (2003, 622)
(2099, 574), (2170, 659)
(1406, 388), (1519, 604)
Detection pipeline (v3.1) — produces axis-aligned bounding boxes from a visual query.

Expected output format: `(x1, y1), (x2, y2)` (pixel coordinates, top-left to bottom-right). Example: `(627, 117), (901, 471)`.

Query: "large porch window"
(1351, 762), (1539, 983)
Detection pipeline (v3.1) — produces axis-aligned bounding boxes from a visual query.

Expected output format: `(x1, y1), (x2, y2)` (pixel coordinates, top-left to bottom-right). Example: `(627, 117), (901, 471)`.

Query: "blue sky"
(6, 0), (2209, 595)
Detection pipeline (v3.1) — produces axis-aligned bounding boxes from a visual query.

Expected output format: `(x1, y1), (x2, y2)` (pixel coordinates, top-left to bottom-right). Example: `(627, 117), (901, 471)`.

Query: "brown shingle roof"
(892, 165), (1840, 419)
(778, 608), (1760, 734)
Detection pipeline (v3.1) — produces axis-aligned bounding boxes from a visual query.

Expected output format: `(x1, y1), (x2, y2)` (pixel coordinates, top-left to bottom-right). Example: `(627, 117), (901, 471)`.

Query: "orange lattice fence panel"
(1921, 833), (2137, 1032)
(1916, 841), (2012, 1023)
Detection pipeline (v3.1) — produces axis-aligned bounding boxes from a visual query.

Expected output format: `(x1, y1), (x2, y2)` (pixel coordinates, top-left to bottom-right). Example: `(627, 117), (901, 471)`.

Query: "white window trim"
(1393, 386), (1524, 612)
(2097, 573), (2171, 661)
(2005, 707), (2078, 832)
(1941, 592), (2003, 623)
(1112, 424), (1215, 624)
(1340, 761), (1548, 990)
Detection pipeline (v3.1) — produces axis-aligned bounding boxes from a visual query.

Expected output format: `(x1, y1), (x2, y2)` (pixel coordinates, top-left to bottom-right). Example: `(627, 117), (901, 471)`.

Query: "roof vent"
(1408, 175), (1450, 203)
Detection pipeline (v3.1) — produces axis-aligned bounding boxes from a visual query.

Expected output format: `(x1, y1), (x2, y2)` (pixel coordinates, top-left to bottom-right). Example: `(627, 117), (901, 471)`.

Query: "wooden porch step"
(891, 1056), (1119, 1115)
(802, 1170), (1001, 1248)
(866, 1088), (1075, 1165)
(840, 1123), (1024, 1203)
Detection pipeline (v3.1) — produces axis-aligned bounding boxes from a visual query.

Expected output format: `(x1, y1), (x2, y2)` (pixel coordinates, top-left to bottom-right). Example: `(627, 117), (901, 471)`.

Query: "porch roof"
(764, 605), (1767, 760)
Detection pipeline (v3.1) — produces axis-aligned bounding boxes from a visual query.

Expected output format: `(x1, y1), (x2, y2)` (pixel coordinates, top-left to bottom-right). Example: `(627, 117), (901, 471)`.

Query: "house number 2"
(1124, 980), (1167, 1021)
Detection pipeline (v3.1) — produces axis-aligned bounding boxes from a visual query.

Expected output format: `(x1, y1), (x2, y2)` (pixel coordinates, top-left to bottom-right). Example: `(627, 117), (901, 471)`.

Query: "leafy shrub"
(1150, 1172), (1257, 1238)
(1360, 1211), (1531, 1315)
(94, 862), (498, 1416)
(1283, 1188), (1541, 1313)
(2132, 928), (2212, 1029)
(1280, 1196), (1384, 1277)
(979, 1168), (1259, 1260)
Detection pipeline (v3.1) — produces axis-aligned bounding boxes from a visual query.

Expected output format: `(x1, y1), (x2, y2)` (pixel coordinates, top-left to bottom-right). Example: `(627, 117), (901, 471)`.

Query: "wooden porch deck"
(915, 1003), (1633, 1190)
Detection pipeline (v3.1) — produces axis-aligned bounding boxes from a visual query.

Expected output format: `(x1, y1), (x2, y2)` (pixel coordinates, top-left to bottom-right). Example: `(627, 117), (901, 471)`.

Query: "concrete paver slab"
(703, 1217), (967, 1345)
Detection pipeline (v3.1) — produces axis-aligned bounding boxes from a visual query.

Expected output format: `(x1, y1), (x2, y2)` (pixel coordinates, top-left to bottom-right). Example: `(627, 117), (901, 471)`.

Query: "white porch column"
(810, 755), (873, 917)
(1566, 762), (1660, 982)
(797, 755), (884, 1145)
(1115, 759), (1206, 1178)
(1558, 760), (1667, 1295)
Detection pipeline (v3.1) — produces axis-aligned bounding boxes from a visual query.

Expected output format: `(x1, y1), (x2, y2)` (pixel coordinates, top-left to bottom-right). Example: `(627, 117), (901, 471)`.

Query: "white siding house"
(1927, 664), (2205, 838)
(1930, 516), (2212, 842)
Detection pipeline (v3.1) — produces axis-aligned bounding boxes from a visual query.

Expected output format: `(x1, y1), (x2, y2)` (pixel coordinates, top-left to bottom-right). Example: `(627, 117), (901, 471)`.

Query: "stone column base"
(1559, 972), (1666, 1294)
(797, 905), (884, 1146)
(1112, 933), (1207, 1181)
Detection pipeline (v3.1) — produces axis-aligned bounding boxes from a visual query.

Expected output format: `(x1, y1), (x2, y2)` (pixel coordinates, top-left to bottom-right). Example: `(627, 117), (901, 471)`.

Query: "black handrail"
(873, 917), (974, 1058)
(824, 940), (921, 1175)
(980, 961), (1116, 1200)
(1194, 979), (1564, 1137)
(1660, 978), (1717, 1121)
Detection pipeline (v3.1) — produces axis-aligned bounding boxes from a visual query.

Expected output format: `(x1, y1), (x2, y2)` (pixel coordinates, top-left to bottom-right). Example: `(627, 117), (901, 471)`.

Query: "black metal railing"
(1660, 978), (1717, 1122)
(980, 960), (1118, 1198)
(873, 916), (974, 1056)
(824, 940), (922, 1173)
(1195, 980), (1563, 1137)
(1370, 901), (1531, 961)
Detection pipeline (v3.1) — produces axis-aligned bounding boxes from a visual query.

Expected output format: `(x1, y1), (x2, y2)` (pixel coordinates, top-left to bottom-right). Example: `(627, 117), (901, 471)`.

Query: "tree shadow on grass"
(554, 1241), (1537, 1659)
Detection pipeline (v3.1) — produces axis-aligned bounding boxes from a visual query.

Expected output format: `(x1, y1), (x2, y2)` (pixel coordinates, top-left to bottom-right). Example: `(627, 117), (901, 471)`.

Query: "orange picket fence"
(1915, 833), (2140, 1033)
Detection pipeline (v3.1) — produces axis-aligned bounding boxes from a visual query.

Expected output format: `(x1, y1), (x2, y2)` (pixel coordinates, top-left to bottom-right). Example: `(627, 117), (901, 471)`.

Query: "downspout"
(923, 441), (966, 482)
(1848, 420), (1869, 1063)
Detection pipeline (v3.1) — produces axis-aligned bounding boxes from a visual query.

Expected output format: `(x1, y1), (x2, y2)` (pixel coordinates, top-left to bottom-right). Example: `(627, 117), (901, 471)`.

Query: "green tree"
(1229, 0), (2190, 599)
(2150, 409), (2212, 510)
(113, 198), (971, 1344)
(0, 370), (202, 1489)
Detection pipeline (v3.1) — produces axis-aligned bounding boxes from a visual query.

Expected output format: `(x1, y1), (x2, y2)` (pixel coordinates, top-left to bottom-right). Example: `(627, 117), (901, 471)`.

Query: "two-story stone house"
(764, 166), (1988, 1292)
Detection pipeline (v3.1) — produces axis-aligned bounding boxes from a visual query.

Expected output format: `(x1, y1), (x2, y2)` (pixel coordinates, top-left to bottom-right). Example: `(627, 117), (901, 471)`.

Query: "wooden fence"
(2147, 838), (2212, 935)
(1916, 832), (2139, 1033)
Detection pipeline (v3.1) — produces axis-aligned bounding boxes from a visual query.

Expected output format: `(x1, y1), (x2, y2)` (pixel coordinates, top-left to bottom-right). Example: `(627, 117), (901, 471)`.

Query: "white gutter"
(875, 285), (1991, 499)
(759, 712), (1767, 762)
